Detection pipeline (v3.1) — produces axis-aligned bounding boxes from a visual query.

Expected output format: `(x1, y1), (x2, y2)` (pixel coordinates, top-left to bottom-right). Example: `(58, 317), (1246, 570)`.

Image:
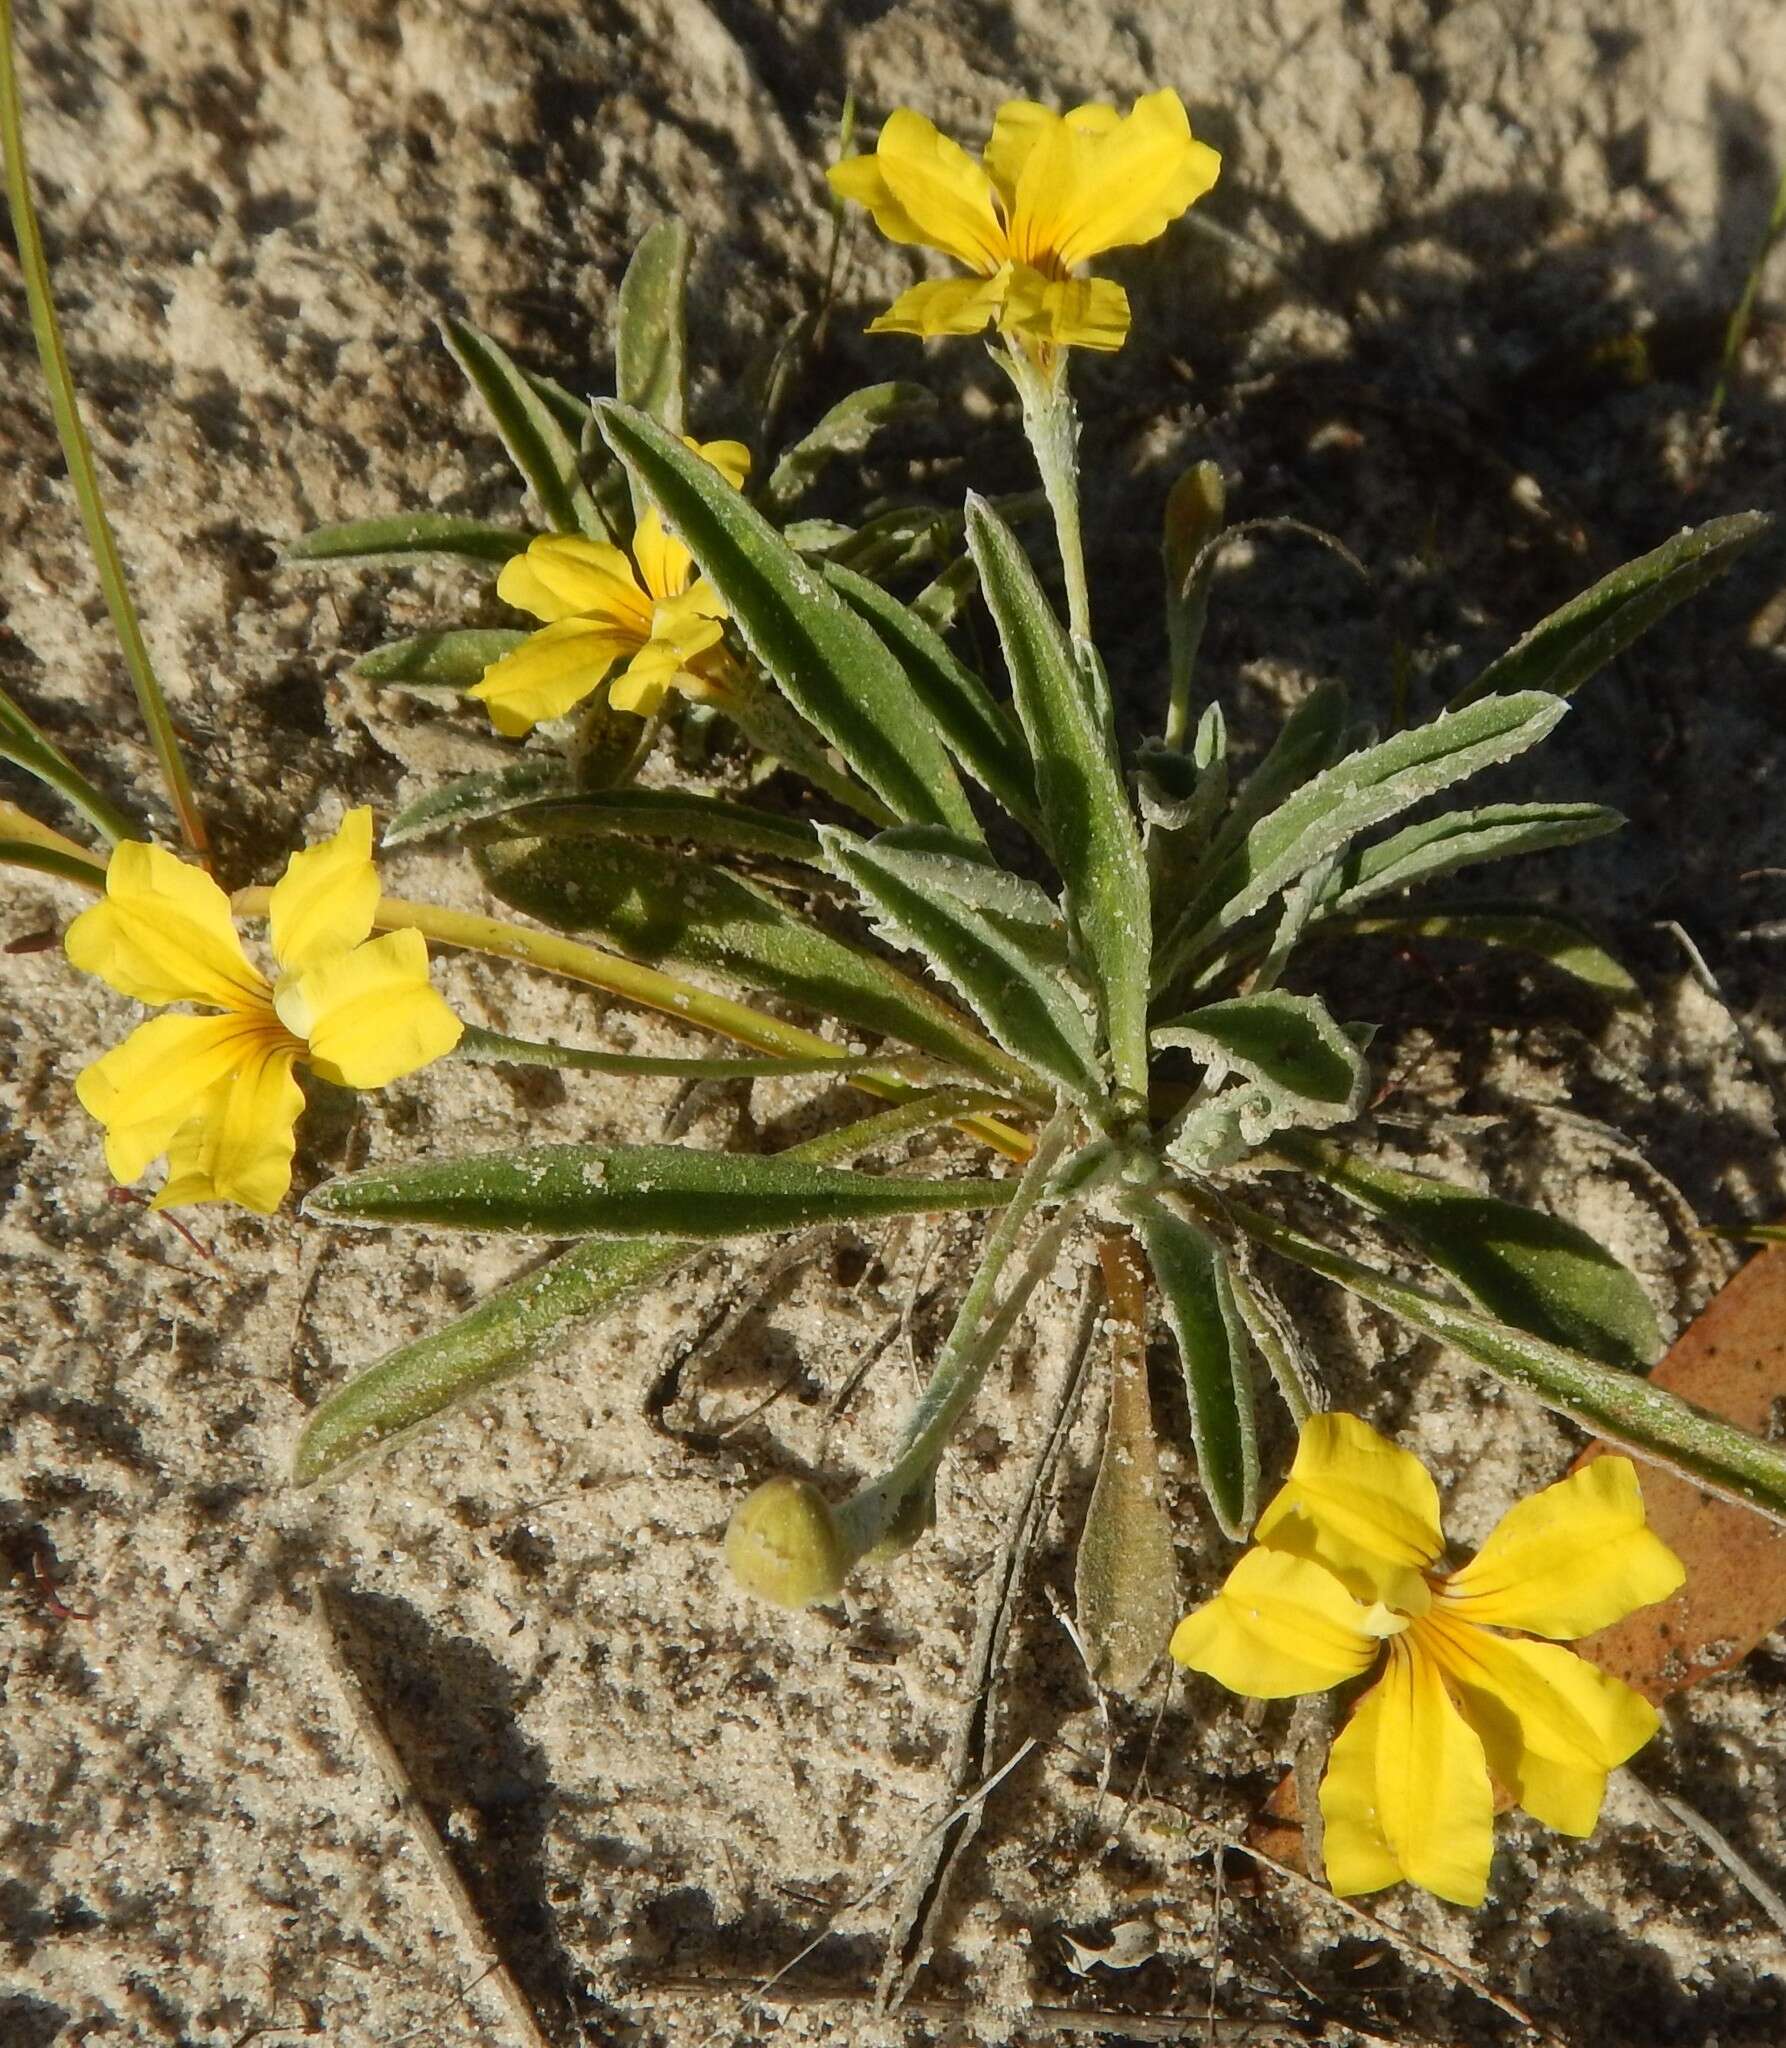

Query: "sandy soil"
(4, 2), (1786, 2042)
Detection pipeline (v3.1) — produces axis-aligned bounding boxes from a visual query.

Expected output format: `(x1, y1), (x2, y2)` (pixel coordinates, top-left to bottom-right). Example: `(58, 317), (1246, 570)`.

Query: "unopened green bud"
(725, 1476), (850, 1609)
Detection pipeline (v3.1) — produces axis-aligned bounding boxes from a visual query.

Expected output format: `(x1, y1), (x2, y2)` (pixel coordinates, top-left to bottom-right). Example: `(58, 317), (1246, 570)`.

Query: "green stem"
(0, 0), (209, 859)
(834, 1106), (1076, 1555)
(1005, 346), (1092, 645)
(0, 684), (140, 845)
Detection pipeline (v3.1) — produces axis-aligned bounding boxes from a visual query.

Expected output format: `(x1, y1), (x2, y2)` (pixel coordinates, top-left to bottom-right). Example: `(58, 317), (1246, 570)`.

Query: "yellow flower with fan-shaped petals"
(828, 90), (1220, 354)
(65, 811), (461, 1213)
(470, 438), (751, 736)
(1171, 1413), (1684, 1907)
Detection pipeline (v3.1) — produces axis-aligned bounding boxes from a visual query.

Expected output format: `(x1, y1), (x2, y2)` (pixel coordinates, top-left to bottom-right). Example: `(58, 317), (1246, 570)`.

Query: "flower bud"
(725, 1476), (850, 1608)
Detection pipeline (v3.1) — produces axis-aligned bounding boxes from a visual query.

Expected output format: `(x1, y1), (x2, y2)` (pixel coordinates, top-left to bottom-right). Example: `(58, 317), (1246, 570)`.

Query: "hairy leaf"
(383, 760), (574, 847)
(1320, 904), (1638, 996)
(1278, 1134), (1661, 1370)
(1451, 512), (1772, 709)
(1327, 801), (1623, 910)
(442, 316), (603, 539)
(597, 404), (980, 838)
(1132, 1198), (1259, 1538)
(490, 787), (823, 863)
(763, 382), (935, 514)
(475, 831), (1034, 1090)
(616, 219), (691, 436)
(1156, 990), (1369, 1155)
(354, 627), (529, 692)
(285, 513), (532, 567)
(305, 1142), (1013, 1236)
(966, 495), (1151, 1093)
(823, 827), (1101, 1099)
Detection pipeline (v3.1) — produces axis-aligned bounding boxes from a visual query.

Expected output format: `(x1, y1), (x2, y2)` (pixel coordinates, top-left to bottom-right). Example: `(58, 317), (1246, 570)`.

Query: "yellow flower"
(470, 437), (752, 736)
(1171, 1414), (1685, 1907)
(65, 811), (462, 1214)
(827, 91), (1220, 354)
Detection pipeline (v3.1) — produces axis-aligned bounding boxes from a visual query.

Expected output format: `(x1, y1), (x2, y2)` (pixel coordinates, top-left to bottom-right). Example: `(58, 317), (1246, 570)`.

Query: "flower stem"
(1004, 346), (1092, 645)
(833, 1106), (1077, 1560)
(0, 0), (210, 862)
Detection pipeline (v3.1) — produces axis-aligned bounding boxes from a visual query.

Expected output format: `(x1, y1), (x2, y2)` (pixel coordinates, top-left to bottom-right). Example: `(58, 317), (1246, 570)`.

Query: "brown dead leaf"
(1246, 1248), (1786, 1862)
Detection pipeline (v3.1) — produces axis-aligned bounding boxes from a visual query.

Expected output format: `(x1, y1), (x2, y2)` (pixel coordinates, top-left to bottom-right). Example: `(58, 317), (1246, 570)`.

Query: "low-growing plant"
(5, 29), (1782, 1907)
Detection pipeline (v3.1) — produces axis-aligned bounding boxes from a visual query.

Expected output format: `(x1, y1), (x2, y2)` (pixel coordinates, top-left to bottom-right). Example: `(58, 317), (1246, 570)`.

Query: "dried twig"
(309, 1584), (553, 2048)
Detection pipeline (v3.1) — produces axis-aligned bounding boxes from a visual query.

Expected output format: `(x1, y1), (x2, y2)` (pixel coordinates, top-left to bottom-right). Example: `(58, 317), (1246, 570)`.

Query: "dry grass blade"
(309, 1584), (553, 2048)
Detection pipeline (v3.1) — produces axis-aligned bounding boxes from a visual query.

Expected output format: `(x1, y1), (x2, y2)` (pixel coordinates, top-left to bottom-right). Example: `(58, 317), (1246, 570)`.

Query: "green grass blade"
(1, 0), (207, 856)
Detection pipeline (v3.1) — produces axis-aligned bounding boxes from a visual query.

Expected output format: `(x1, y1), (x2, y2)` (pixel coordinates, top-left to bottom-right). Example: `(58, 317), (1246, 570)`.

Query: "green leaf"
(475, 831), (1035, 1092)
(1155, 991), (1369, 1153)
(616, 219), (691, 440)
(965, 495), (1151, 1094)
(596, 403), (981, 839)
(354, 628), (528, 692)
(824, 562), (1041, 834)
(761, 382), (935, 514)
(291, 1236), (685, 1486)
(1318, 904), (1638, 997)
(285, 513), (532, 567)
(822, 826), (1101, 1100)
(1214, 1190), (1786, 1527)
(1131, 1199), (1258, 1538)
(0, 683), (138, 844)
(0, 836), (111, 887)
(1277, 1133), (1661, 1371)
(455, 1023), (879, 1080)
(1326, 801), (1623, 909)
(382, 760), (574, 847)
(910, 551), (980, 632)
(489, 787), (823, 864)
(1450, 512), (1772, 709)
(304, 1142), (1013, 1237)
(442, 315), (603, 538)
(1158, 690), (1569, 978)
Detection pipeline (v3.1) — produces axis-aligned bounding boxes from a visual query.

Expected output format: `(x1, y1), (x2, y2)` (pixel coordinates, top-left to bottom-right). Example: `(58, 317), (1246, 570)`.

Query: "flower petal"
(691, 437), (752, 491)
(1418, 1612), (1659, 1835)
(827, 150), (930, 248)
(469, 619), (638, 737)
(871, 108), (1008, 273)
(274, 929), (461, 1090)
(1322, 1639), (1495, 1906)
(1004, 270), (1131, 351)
(75, 1010), (276, 1184)
(1170, 1545), (1382, 1698)
(499, 535), (653, 627)
(867, 271), (1012, 339)
(66, 841), (266, 1012)
(1441, 1456), (1685, 1639)
(632, 508), (694, 604)
(153, 1041), (305, 1213)
(267, 809), (380, 975)
(985, 100), (1126, 209)
(1253, 1412), (1444, 1607)
(1021, 88), (1221, 270)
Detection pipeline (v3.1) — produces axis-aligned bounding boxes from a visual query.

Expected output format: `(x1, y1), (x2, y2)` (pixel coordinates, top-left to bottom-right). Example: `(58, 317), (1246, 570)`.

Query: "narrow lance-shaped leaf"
(1324, 801), (1623, 911)
(305, 1141), (1014, 1237)
(1132, 1196), (1259, 1538)
(455, 1024), (880, 1080)
(382, 761), (576, 847)
(762, 382), (935, 515)
(1450, 511), (1772, 710)
(442, 316), (604, 539)
(492, 788), (823, 864)
(1155, 990), (1369, 1160)
(596, 403), (981, 839)
(966, 495), (1151, 1094)
(1276, 1132), (1661, 1371)
(354, 628), (529, 692)
(616, 218), (690, 443)
(824, 562), (1041, 834)
(1158, 690), (1569, 979)
(1209, 1188), (1786, 1528)
(1314, 904), (1638, 998)
(475, 831), (1039, 1093)
(0, 683), (138, 844)
(285, 514), (533, 568)
(291, 1092), (984, 1489)
(822, 826), (1102, 1101)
